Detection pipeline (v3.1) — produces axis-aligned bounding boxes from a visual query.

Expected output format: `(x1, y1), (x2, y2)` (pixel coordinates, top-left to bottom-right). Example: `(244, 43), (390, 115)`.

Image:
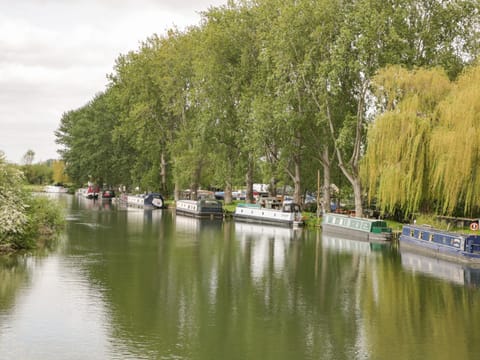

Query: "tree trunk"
(321, 146), (331, 214)
(190, 164), (202, 200)
(160, 151), (167, 194)
(269, 177), (277, 197)
(324, 91), (365, 218)
(352, 177), (363, 217)
(224, 181), (233, 205)
(293, 157), (302, 205)
(245, 158), (254, 204)
(174, 182), (180, 201)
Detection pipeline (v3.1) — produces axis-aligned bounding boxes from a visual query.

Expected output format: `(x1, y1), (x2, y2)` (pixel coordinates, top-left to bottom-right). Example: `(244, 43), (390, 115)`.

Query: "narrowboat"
(399, 224), (480, 262)
(175, 199), (223, 219)
(120, 193), (165, 209)
(234, 202), (304, 227)
(321, 213), (392, 241)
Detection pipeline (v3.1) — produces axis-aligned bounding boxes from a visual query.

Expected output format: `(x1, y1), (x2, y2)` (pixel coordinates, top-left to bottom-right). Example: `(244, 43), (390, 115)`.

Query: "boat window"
(410, 229), (414, 237)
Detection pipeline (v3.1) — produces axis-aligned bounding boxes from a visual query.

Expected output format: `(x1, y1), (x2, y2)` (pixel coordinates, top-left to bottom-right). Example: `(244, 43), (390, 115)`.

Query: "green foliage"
(21, 163), (53, 185)
(21, 195), (65, 249)
(0, 153), (28, 244)
(52, 160), (70, 185)
(430, 64), (480, 214)
(364, 63), (480, 217)
(53, 0), (480, 210)
(1, 154), (64, 251)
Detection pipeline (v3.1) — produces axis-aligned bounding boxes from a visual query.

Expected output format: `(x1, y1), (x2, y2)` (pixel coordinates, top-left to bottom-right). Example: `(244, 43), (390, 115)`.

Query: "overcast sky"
(0, 0), (226, 164)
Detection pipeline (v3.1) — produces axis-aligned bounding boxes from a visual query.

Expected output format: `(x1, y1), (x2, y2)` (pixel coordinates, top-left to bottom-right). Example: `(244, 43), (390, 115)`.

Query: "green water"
(1, 194), (480, 360)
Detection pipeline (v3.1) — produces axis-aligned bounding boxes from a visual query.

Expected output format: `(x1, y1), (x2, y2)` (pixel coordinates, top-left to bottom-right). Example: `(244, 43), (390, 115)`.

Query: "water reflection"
(235, 222), (303, 280)
(400, 248), (480, 287)
(321, 234), (391, 255)
(2, 197), (480, 359)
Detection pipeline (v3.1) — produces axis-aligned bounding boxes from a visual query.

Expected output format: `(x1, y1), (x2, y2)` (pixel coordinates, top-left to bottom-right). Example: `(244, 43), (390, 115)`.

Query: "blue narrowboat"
(399, 224), (480, 262)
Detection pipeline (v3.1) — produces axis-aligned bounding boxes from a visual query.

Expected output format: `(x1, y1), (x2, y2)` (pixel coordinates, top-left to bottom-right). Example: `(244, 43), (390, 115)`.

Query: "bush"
(21, 196), (65, 249)
(1, 154), (65, 251)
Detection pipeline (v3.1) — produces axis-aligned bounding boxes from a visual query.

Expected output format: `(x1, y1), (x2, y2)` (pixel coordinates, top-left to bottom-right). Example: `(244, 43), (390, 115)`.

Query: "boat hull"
(322, 223), (389, 242)
(234, 205), (304, 227)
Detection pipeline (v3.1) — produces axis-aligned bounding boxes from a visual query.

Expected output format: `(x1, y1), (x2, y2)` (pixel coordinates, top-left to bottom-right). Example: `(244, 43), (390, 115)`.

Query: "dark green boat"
(322, 213), (392, 241)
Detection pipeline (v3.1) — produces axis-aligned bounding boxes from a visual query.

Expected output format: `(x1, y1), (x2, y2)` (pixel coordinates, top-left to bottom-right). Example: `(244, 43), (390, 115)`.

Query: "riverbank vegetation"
(55, 0), (480, 219)
(0, 154), (65, 254)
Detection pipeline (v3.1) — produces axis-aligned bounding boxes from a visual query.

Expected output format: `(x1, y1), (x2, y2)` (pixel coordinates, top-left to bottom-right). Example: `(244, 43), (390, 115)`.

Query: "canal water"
(1, 195), (480, 360)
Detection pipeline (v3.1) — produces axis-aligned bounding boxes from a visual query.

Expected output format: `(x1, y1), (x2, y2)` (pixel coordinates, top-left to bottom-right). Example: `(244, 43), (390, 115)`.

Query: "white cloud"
(0, 0), (226, 163)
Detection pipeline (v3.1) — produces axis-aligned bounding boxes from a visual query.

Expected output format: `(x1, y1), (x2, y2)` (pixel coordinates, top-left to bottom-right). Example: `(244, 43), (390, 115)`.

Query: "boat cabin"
(401, 225), (480, 253)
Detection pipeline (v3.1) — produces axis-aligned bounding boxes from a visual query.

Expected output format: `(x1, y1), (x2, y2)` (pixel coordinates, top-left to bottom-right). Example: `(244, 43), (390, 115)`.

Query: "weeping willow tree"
(429, 65), (480, 215)
(362, 66), (452, 216)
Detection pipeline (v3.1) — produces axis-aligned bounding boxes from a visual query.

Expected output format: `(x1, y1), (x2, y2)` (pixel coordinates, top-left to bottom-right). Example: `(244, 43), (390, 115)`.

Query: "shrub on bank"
(1, 154), (65, 253)
(23, 195), (65, 249)
(1, 193), (65, 252)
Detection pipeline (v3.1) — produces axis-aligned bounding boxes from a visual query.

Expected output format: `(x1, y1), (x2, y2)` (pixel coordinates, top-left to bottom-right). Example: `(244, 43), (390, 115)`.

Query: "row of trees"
(55, 0), (480, 216)
(17, 150), (70, 186)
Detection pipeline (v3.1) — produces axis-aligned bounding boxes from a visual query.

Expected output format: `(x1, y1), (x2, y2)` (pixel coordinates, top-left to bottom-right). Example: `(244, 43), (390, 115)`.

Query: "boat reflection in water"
(321, 233), (391, 255)
(400, 249), (480, 287)
(174, 213), (223, 245)
(234, 221), (302, 242)
(234, 222), (303, 280)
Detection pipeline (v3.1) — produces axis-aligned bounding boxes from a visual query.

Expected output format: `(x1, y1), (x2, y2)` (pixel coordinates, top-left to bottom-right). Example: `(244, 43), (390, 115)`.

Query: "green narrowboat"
(322, 213), (392, 241)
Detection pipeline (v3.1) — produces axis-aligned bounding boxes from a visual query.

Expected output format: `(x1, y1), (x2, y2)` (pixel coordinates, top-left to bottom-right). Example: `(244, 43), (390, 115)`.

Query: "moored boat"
(175, 199), (223, 219)
(234, 202), (304, 227)
(321, 213), (392, 241)
(120, 193), (165, 209)
(85, 185), (99, 199)
(44, 185), (68, 193)
(101, 189), (116, 200)
(399, 224), (480, 263)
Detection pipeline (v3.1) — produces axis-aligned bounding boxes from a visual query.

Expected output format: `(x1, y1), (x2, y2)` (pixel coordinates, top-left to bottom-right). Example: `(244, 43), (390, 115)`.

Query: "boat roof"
(403, 223), (480, 239)
(324, 212), (387, 224)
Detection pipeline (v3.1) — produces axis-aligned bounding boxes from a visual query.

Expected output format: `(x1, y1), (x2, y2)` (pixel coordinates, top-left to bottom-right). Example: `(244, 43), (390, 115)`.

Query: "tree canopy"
(363, 63), (480, 217)
(55, 0), (480, 213)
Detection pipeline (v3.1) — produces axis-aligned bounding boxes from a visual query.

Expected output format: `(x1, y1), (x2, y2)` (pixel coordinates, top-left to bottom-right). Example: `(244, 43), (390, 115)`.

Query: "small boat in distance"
(322, 213), (392, 241)
(44, 185), (68, 193)
(234, 202), (304, 227)
(399, 224), (480, 263)
(85, 185), (99, 199)
(101, 189), (116, 200)
(175, 199), (224, 219)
